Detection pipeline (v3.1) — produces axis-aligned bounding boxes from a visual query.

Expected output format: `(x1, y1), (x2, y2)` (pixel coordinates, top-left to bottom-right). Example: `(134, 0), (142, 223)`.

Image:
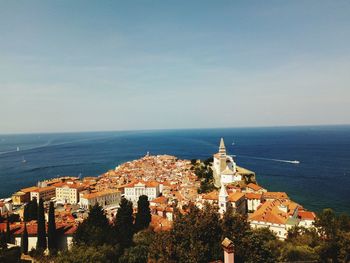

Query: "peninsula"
(1, 138), (316, 252)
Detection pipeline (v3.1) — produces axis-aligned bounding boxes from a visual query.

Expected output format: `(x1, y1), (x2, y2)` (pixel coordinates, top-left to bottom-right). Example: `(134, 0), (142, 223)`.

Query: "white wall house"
(298, 211), (316, 228)
(246, 193), (262, 213)
(79, 189), (121, 209)
(56, 183), (85, 204)
(124, 181), (160, 203)
(249, 199), (301, 240)
(12, 222), (75, 251)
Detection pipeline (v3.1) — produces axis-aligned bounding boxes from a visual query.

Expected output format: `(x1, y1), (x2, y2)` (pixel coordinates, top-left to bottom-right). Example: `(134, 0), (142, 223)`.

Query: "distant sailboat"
(22, 157), (26, 163)
(17, 146), (20, 152)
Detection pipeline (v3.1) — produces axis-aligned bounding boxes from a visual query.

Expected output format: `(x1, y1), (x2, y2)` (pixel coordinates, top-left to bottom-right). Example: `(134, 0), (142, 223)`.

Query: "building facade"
(56, 183), (85, 204)
(212, 138), (241, 185)
(30, 186), (56, 201)
(249, 199), (301, 240)
(124, 181), (160, 203)
(79, 189), (121, 209)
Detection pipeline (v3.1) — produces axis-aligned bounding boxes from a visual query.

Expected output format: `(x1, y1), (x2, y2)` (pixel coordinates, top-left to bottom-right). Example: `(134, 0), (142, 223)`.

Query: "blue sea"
(0, 126), (350, 214)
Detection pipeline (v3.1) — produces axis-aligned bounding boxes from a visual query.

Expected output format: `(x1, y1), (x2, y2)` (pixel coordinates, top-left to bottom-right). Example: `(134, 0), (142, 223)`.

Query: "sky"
(1, 1), (350, 133)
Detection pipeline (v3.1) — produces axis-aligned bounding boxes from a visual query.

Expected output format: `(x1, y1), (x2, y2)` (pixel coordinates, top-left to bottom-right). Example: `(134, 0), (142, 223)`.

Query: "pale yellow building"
(30, 186), (56, 201)
(56, 183), (86, 204)
(80, 189), (121, 209)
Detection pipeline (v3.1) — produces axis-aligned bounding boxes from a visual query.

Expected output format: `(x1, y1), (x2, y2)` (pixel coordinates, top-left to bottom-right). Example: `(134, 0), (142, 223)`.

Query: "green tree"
(0, 246), (21, 263)
(134, 195), (151, 232)
(0, 231), (7, 249)
(286, 226), (320, 248)
(114, 197), (134, 248)
(221, 205), (251, 262)
(119, 229), (156, 263)
(152, 203), (222, 263)
(55, 244), (121, 263)
(47, 201), (57, 254)
(314, 208), (339, 240)
(21, 223), (28, 255)
(36, 198), (47, 251)
(148, 231), (174, 263)
(339, 213), (350, 232)
(24, 198), (38, 222)
(5, 220), (11, 243)
(119, 245), (149, 263)
(73, 203), (113, 246)
(203, 157), (213, 166)
(314, 209), (342, 262)
(240, 228), (279, 263)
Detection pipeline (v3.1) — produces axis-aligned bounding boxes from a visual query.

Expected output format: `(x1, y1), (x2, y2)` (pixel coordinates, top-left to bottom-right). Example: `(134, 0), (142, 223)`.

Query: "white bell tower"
(219, 183), (228, 214)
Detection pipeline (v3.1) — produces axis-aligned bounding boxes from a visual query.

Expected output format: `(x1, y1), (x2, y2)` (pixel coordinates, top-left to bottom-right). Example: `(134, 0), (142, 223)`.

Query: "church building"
(212, 138), (242, 185)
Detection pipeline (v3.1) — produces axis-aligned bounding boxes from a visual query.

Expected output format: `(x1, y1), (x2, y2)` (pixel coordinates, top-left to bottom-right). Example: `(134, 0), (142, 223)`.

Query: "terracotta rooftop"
(123, 180), (160, 188)
(249, 199), (300, 225)
(20, 186), (39, 193)
(263, 192), (289, 200)
(247, 183), (263, 191)
(151, 214), (172, 232)
(32, 186), (56, 193)
(228, 192), (245, 202)
(202, 191), (218, 201)
(82, 189), (120, 200)
(249, 200), (289, 225)
(151, 196), (168, 204)
(245, 193), (262, 200)
(298, 211), (316, 221)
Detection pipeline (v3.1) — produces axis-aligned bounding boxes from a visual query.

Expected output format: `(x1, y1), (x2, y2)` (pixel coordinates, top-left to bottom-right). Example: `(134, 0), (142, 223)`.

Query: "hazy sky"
(1, 1), (350, 133)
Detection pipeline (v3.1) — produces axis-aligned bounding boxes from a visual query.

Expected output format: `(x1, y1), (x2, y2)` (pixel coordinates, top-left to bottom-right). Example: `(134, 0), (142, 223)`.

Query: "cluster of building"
(2, 137), (317, 252)
(207, 138), (316, 240)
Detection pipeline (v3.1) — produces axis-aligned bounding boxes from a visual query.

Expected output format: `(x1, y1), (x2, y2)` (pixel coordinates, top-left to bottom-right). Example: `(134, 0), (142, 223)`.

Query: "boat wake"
(232, 155), (300, 164)
(0, 134), (123, 157)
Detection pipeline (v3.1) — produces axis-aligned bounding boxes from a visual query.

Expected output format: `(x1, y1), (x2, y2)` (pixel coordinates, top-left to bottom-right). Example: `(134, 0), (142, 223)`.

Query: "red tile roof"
(247, 183), (262, 191)
(245, 193), (262, 200)
(298, 211), (316, 221)
(202, 191), (218, 201)
(263, 192), (289, 200)
(228, 192), (245, 202)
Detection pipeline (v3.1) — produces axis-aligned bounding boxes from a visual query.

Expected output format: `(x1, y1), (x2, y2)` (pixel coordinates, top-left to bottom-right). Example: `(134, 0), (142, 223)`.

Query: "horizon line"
(1, 123), (350, 136)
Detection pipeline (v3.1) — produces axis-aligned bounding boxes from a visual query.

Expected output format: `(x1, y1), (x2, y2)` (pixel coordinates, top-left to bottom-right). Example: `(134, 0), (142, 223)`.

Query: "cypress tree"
(23, 204), (29, 222)
(21, 223), (28, 254)
(134, 195), (151, 232)
(5, 220), (11, 243)
(114, 197), (134, 248)
(0, 231), (7, 249)
(47, 201), (57, 254)
(73, 203), (112, 246)
(25, 198), (38, 221)
(30, 198), (38, 221)
(36, 198), (47, 251)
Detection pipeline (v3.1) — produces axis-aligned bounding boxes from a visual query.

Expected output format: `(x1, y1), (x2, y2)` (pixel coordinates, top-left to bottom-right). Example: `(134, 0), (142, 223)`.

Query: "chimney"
(221, 237), (234, 263)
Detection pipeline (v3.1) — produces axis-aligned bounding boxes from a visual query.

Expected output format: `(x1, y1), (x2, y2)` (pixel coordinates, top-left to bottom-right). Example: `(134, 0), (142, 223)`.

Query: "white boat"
(290, 160), (300, 164)
(17, 147), (20, 152)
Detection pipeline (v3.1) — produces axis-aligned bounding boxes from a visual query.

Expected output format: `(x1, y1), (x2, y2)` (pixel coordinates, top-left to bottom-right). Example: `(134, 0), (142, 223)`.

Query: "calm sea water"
(0, 126), (349, 214)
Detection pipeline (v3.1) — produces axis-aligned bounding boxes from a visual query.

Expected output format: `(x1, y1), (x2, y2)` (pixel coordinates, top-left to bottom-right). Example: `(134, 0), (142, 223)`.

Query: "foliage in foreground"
(51, 200), (350, 263)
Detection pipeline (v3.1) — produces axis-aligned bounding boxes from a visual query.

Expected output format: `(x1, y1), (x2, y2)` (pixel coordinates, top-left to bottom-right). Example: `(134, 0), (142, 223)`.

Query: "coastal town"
(0, 138), (316, 254)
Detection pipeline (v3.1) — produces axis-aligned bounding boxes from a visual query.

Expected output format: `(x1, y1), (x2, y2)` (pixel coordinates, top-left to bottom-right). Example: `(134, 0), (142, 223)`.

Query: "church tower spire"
(219, 137), (226, 155)
(219, 183), (228, 214)
(219, 138), (227, 172)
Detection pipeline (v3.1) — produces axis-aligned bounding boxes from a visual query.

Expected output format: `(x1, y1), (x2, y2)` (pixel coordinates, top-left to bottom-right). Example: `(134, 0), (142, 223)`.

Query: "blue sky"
(1, 1), (350, 133)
